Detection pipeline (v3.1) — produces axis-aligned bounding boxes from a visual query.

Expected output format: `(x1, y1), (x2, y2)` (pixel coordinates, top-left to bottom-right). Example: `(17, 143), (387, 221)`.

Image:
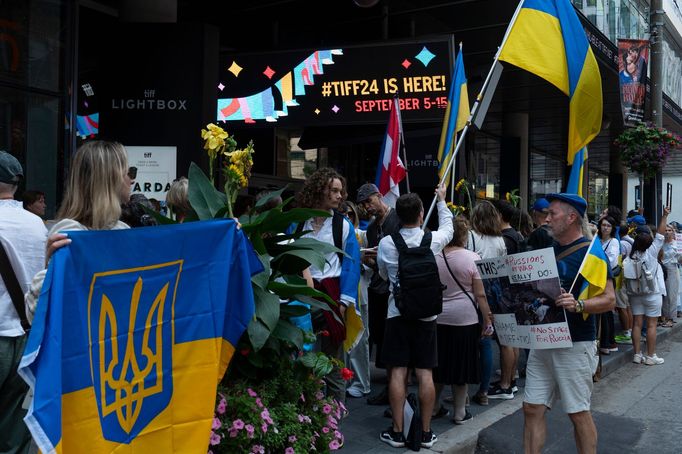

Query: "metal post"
(644, 0), (664, 222)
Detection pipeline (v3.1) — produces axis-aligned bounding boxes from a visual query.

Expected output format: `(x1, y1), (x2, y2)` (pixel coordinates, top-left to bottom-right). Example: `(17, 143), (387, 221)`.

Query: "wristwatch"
(576, 300), (585, 313)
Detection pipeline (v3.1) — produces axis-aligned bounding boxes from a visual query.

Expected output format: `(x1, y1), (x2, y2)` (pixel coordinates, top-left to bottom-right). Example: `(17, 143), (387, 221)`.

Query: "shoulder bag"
(442, 250), (483, 325)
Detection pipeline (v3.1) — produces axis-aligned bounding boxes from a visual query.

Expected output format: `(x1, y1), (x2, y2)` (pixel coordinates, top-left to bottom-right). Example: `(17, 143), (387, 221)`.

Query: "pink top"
(435, 248), (481, 326)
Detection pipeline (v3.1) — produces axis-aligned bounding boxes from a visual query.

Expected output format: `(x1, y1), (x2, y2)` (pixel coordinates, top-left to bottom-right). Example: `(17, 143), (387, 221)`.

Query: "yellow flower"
(455, 179), (466, 192)
(201, 123), (229, 158)
(505, 192), (511, 202)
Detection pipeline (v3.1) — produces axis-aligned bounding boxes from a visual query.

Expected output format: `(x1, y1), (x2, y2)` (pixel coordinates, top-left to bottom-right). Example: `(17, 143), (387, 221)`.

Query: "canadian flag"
(375, 98), (406, 208)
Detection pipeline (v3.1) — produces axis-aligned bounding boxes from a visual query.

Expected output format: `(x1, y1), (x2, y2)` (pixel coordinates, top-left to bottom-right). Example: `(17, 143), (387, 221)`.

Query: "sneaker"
(644, 354), (664, 365)
(490, 379), (519, 393)
(599, 347), (611, 355)
(380, 427), (405, 448)
(454, 410), (473, 425)
(421, 430), (438, 448)
(346, 388), (365, 398)
(633, 353), (644, 364)
(487, 385), (514, 400)
(615, 334), (631, 344)
(472, 391), (489, 406)
(608, 344), (619, 352)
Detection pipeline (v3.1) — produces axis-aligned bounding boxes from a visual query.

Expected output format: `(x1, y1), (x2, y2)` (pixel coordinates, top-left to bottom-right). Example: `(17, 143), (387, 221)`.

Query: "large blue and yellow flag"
(19, 220), (262, 454)
(437, 44), (470, 180)
(499, 0), (602, 164)
(566, 146), (587, 196)
(576, 235), (610, 307)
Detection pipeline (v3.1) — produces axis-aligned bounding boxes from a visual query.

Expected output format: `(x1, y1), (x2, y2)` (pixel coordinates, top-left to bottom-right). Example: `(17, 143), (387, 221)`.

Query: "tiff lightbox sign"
(216, 38), (453, 126)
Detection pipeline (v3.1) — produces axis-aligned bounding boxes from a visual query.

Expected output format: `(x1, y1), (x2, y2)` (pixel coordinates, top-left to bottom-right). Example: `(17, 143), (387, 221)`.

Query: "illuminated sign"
(217, 39), (453, 125)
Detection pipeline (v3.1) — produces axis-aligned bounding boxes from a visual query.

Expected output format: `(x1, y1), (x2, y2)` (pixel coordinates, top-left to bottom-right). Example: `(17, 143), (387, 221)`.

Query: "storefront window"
(288, 134), (318, 180)
(472, 133), (501, 201)
(0, 0), (69, 217)
(529, 152), (564, 202)
(573, 0), (649, 42)
(587, 169), (609, 218)
(663, 37), (682, 107)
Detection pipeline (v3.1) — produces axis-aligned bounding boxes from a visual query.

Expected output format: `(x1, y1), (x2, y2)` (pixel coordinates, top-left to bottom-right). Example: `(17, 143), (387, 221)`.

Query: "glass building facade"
(0, 0), (73, 217)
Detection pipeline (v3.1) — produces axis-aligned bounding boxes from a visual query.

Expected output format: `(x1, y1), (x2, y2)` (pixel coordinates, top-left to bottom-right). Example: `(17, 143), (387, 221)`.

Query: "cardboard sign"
(127, 146), (177, 201)
(477, 248), (572, 349)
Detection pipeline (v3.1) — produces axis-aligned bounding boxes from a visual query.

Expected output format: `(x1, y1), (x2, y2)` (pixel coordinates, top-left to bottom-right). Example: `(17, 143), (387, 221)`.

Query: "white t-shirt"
(377, 201), (454, 320)
(466, 230), (507, 259)
(0, 200), (47, 336)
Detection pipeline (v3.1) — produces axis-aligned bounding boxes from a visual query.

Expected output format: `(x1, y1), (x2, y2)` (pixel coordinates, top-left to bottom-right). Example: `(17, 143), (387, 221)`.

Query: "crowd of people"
(1, 140), (681, 454)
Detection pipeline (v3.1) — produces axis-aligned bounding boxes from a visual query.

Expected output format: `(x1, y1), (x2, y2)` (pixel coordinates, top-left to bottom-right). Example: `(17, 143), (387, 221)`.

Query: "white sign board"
(477, 248), (572, 349)
(126, 146), (177, 201)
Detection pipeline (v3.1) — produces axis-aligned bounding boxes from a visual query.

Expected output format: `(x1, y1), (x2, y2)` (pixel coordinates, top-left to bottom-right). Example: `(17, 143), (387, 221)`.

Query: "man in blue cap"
(526, 198), (553, 251)
(523, 193), (615, 454)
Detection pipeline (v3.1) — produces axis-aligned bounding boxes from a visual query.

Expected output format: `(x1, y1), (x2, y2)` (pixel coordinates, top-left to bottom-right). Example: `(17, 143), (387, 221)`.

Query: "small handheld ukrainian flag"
(575, 235), (610, 318)
(437, 43), (470, 181)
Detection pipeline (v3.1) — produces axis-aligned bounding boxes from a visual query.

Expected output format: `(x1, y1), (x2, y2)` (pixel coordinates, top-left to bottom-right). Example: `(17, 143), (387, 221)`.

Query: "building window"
(530, 152), (565, 202)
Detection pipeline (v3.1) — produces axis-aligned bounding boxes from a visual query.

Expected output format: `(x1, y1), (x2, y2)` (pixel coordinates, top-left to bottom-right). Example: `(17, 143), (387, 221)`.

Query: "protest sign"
(476, 247), (572, 349)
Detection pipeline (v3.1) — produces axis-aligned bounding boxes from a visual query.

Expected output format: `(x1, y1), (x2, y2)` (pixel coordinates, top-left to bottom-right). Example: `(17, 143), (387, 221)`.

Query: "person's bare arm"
(657, 206), (670, 236)
(556, 279), (616, 314)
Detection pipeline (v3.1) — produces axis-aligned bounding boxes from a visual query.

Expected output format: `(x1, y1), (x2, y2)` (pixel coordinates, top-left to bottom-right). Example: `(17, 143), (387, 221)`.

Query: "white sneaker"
(644, 354), (664, 365)
(633, 353), (644, 364)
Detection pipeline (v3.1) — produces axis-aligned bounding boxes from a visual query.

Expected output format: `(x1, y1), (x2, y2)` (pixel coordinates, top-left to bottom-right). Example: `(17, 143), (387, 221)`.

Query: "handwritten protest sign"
(476, 248), (572, 349)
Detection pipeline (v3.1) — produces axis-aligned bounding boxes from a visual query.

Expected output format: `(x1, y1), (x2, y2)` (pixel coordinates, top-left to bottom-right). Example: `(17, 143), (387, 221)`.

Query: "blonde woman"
(25, 140), (132, 321)
(166, 177), (191, 222)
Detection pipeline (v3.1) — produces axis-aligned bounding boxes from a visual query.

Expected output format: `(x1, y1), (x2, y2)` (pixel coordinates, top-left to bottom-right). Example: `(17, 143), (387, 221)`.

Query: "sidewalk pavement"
(341, 321), (681, 453)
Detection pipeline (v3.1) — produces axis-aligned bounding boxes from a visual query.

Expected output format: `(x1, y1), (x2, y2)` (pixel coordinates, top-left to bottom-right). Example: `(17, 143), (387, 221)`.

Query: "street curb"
(420, 322), (681, 454)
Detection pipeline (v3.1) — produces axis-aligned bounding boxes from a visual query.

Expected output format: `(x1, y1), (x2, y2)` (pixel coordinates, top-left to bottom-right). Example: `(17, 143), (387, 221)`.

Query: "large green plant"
(183, 161), (345, 381)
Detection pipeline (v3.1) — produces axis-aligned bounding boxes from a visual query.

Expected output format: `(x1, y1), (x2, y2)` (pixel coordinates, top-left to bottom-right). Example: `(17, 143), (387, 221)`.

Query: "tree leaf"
(251, 255), (271, 289)
(271, 250), (327, 274)
(247, 318), (271, 351)
(253, 286), (280, 331)
(188, 162), (226, 219)
(254, 186), (288, 209)
(271, 319), (304, 349)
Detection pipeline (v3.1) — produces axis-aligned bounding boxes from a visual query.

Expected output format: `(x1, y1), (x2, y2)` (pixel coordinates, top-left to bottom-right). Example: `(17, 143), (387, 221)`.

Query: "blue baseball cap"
(627, 214), (646, 226)
(531, 198), (550, 212)
(545, 193), (587, 217)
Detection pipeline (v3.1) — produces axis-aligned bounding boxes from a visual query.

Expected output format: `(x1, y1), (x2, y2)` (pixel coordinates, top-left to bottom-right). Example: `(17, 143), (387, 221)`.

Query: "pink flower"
(255, 397), (263, 408)
(211, 417), (221, 430)
(285, 448), (295, 454)
(322, 427), (330, 434)
(245, 424), (255, 434)
(209, 432), (221, 446)
(315, 391), (324, 400)
(322, 404), (332, 414)
(228, 428), (238, 438)
(260, 409), (270, 420)
(251, 445), (265, 454)
(329, 440), (340, 450)
(288, 435), (297, 443)
(262, 423), (268, 433)
(247, 388), (258, 398)
(232, 419), (244, 430)
(299, 393), (305, 402)
(334, 430), (343, 439)
(216, 398), (227, 415)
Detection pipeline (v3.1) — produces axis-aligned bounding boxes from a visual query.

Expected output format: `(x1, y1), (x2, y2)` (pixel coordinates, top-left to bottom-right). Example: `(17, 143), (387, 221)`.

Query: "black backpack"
(391, 231), (444, 320)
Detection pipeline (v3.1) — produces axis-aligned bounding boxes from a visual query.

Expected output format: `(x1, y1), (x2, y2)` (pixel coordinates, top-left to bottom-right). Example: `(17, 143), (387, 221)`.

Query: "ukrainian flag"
(437, 44), (470, 180)
(577, 235), (610, 304)
(566, 146), (587, 196)
(19, 220), (261, 454)
(499, 0), (602, 164)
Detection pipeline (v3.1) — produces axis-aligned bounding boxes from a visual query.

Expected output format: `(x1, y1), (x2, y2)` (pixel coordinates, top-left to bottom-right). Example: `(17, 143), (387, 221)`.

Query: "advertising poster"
(476, 248), (572, 349)
(618, 39), (649, 126)
(126, 146), (177, 202)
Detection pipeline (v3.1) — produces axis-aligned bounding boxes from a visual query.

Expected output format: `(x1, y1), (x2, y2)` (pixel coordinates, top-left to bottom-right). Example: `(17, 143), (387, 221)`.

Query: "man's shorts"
(523, 341), (598, 414)
(615, 286), (630, 309)
(381, 317), (437, 369)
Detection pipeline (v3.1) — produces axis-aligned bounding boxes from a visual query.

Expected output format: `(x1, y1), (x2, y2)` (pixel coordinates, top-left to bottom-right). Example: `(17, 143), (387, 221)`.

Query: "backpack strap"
(420, 230), (432, 248)
(556, 241), (589, 262)
(0, 241), (30, 331)
(332, 210), (344, 263)
(391, 232), (408, 252)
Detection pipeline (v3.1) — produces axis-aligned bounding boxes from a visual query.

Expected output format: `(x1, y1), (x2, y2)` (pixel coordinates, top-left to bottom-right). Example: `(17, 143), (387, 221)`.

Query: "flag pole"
(395, 96), (411, 194)
(567, 234), (598, 295)
(423, 0), (526, 228)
